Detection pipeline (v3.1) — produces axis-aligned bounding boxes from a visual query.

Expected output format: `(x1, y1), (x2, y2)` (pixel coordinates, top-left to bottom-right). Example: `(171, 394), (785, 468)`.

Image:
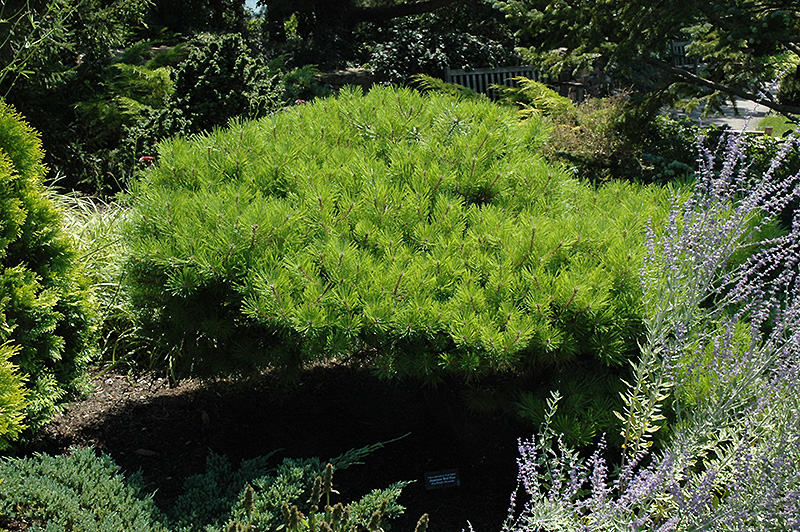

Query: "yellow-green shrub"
(0, 101), (97, 435)
(0, 343), (26, 449)
(122, 87), (671, 441)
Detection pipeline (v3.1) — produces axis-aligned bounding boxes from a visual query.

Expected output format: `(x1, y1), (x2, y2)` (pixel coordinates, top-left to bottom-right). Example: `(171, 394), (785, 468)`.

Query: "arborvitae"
(0, 101), (97, 435)
(123, 86), (671, 441)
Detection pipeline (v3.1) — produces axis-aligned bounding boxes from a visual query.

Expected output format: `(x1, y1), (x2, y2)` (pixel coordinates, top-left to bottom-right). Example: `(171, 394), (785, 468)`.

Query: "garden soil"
(23, 363), (528, 532)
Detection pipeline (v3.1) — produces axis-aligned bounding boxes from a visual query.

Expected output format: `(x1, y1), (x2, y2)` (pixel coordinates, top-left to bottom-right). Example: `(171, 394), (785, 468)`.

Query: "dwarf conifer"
(0, 101), (97, 434)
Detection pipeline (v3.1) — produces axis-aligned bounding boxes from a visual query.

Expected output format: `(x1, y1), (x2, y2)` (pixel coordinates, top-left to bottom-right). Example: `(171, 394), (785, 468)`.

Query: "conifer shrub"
(170, 442), (408, 532)
(0, 343), (27, 449)
(158, 33), (284, 137)
(0, 443), (410, 532)
(123, 86), (670, 439)
(0, 102), (97, 434)
(0, 447), (167, 532)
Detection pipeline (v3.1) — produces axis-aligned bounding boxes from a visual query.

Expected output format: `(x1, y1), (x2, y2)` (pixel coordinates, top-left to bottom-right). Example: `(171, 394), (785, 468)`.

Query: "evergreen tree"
(496, 0), (800, 118)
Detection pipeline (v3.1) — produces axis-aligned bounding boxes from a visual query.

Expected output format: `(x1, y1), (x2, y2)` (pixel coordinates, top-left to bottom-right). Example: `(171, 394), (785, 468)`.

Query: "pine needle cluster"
(123, 87), (670, 436)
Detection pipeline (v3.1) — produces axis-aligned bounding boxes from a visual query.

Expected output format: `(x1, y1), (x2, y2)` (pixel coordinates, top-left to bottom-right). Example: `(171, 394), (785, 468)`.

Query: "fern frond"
(494, 77), (575, 118)
(411, 74), (485, 101)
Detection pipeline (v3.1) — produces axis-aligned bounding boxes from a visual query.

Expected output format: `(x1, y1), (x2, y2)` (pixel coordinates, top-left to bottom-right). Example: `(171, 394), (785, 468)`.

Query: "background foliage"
(150, 33), (281, 139)
(0, 0), (153, 193)
(492, 78), (699, 184)
(0, 0), (329, 195)
(495, 0), (800, 118)
(361, 1), (520, 85)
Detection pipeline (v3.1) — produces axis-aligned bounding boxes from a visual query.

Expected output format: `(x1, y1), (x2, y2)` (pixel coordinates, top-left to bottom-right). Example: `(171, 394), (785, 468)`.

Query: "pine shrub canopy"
(124, 86), (671, 382)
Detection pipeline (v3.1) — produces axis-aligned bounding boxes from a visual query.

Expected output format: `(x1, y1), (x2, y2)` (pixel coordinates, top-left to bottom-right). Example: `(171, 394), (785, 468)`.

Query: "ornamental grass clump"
(122, 86), (670, 438)
(57, 194), (145, 367)
(502, 130), (800, 530)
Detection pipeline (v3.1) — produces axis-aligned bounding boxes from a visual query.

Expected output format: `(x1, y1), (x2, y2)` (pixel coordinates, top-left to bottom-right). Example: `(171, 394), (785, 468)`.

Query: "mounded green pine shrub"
(123, 87), (669, 436)
(0, 101), (98, 434)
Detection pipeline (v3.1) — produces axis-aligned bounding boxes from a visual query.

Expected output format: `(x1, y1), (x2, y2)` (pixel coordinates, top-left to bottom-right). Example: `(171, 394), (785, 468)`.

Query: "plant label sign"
(424, 468), (460, 490)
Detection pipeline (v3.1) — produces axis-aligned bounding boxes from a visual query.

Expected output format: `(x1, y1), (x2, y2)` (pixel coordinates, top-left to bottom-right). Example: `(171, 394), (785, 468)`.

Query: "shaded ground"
(24, 363), (528, 531)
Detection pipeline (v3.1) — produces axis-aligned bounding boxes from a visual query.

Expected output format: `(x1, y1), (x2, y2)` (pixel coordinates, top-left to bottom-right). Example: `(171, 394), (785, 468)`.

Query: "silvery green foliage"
(503, 130), (800, 531)
(0, 446), (167, 532)
(170, 439), (408, 532)
(0, 441), (409, 532)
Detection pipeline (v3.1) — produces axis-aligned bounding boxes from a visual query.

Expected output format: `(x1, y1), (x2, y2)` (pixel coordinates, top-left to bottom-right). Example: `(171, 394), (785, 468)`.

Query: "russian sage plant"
(503, 130), (800, 531)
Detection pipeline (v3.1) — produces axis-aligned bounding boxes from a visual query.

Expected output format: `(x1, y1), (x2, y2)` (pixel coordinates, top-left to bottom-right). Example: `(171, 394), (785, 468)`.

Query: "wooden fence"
(670, 40), (699, 72)
(444, 65), (587, 101)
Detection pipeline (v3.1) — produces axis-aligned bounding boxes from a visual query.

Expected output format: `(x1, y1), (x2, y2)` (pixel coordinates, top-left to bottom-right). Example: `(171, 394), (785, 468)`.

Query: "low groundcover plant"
(0, 440), (417, 532)
(502, 129), (800, 530)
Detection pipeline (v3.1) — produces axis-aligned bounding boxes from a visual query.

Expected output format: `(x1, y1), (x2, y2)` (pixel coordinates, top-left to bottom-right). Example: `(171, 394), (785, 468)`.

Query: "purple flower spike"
(503, 127), (800, 531)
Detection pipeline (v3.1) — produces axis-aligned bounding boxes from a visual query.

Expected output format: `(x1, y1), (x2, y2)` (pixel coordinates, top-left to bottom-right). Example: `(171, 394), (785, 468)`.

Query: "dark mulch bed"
(20, 363), (530, 531)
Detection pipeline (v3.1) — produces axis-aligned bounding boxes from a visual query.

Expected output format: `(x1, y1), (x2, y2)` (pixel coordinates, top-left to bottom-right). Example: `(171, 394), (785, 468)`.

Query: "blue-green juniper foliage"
(0, 442), (409, 532)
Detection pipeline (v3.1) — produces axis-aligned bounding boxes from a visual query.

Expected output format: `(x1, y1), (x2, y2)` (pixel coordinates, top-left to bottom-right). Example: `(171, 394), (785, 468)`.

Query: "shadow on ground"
(28, 364), (527, 531)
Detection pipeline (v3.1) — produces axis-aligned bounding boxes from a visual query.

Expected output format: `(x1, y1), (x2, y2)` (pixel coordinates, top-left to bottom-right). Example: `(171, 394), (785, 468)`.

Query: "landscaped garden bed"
(1, 74), (799, 531)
